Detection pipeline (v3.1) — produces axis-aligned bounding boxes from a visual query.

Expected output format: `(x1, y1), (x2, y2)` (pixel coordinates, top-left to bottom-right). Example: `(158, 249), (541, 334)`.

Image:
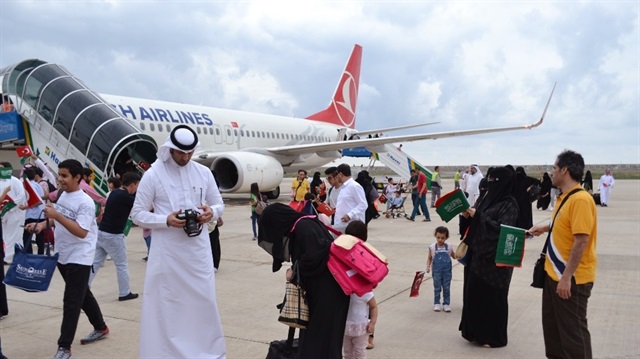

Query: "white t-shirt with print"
(344, 292), (374, 337)
(54, 189), (98, 265)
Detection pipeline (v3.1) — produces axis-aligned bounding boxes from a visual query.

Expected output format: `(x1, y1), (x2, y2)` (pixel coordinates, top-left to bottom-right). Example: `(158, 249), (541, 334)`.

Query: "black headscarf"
(477, 166), (515, 212)
(258, 203), (305, 272)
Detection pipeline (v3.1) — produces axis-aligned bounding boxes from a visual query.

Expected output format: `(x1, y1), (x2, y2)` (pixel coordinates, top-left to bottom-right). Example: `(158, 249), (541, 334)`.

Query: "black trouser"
(57, 263), (107, 349)
(23, 218), (46, 254)
(209, 226), (221, 270)
(542, 274), (593, 359)
(0, 226), (8, 317)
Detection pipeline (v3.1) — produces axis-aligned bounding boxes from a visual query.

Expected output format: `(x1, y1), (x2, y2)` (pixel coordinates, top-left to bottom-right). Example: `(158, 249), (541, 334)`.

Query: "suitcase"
(593, 193), (601, 205)
(266, 327), (303, 359)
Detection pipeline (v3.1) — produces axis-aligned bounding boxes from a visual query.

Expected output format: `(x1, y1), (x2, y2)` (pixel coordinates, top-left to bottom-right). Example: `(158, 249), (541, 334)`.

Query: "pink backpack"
(328, 235), (389, 296)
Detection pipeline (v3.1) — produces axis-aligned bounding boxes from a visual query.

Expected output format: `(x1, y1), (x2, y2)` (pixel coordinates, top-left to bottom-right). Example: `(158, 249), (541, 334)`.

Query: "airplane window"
(227, 129), (231, 136)
(276, 133), (280, 139)
(150, 123), (155, 131)
(261, 132), (265, 138)
(158, 124), (163, 132)
(257, 132), (261, 138)
(167, 124), (171, 132)
(209, 128), (213, 135)
(140, 123), (145, 131)
(234, 129), (238, 137)
(271, 132), (275, 138)
(196, 127), (200, 134)
(216, 128), (220, 135)
(251, 131), (255, 137)
(240, 130), (244, 136)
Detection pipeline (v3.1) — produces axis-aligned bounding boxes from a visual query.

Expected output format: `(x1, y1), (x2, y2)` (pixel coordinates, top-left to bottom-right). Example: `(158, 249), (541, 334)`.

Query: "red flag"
(0, 194), (16, 217)
(16, 146), (33, 158)
(231, 121), (238, 128)
(410, 271), (425, 298)
(23, 178), (43, 208)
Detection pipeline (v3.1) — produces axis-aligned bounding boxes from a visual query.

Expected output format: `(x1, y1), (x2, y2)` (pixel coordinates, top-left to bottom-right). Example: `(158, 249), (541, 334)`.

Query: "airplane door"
(213, 124), (223, 145)
(223, 125), (234, 145)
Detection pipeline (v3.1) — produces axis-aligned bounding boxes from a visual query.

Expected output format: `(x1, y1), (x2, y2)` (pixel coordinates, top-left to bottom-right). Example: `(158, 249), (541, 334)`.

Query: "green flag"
(0, 194), (16, 217)
(495, 225), (526, 267)
(435, 188), (470, 222)
(0, 167), (12, 180)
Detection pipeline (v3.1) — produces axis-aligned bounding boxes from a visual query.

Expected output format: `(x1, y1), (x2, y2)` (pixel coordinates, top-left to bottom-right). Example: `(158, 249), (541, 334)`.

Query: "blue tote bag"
(3, 244), (58, 292)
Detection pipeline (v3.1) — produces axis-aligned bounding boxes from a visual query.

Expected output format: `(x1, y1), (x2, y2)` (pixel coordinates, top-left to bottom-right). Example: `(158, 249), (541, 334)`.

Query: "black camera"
(177, 209), (202, 237)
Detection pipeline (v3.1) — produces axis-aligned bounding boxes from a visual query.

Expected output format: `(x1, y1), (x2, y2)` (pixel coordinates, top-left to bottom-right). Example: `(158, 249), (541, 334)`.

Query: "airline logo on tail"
(306, 44), (362, 129)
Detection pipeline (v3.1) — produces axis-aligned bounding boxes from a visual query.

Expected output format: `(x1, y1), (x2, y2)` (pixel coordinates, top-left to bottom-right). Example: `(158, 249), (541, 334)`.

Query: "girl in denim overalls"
(426, 226), (454, 312)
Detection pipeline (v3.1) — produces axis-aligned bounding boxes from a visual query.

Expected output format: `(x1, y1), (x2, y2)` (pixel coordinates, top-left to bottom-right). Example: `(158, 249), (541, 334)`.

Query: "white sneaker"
(433, 304), (441, 312)
(443, 305), (451, 312)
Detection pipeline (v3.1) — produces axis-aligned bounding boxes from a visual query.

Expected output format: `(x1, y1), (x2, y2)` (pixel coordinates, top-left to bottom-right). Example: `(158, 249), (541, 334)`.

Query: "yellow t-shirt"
(545, 185), (598, 284)
(291, 178), (310, 202)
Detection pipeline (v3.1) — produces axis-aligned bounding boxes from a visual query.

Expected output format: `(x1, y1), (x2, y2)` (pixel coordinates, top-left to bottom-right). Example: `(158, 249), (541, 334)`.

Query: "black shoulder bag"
(531, 188), (583, 288)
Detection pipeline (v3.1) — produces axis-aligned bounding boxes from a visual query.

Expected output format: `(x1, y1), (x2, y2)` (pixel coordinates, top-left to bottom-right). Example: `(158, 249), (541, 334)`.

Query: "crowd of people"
(0, 124), (607, 359)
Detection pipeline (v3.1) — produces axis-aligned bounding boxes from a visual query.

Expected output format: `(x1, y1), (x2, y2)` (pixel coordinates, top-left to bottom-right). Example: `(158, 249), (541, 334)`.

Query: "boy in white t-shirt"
(27, 159), (109, 359)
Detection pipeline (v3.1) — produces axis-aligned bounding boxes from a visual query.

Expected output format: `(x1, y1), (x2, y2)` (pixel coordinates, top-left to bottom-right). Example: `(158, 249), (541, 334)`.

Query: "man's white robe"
(131, 156), (226, 358)
(1, 176), (26, 262)
(598, 174), (615, 205)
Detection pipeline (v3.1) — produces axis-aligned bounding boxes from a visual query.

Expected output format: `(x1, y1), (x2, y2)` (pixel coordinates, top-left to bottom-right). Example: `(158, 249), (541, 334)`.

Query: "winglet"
(306, 44), (362, 129)
(526, 82), (557, 129)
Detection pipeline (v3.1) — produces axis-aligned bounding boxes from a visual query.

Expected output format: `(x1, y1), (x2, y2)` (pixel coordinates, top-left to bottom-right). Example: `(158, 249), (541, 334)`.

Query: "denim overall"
(432, 243), (452, 305)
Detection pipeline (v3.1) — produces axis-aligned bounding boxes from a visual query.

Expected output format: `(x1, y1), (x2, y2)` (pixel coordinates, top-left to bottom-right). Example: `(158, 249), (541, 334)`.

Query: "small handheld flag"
(16, 146), (33, 158)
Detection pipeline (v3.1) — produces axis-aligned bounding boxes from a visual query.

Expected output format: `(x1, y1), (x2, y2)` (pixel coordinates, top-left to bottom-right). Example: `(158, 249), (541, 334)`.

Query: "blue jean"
(410, 194), (430, 220)
(89, 231), (132, 297)
(251, 211), (260, 238)
(432, 268), (452, 305)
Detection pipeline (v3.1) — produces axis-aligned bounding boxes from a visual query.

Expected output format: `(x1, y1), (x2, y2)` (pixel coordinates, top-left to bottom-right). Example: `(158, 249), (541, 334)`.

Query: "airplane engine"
(211, 152), (284, 197)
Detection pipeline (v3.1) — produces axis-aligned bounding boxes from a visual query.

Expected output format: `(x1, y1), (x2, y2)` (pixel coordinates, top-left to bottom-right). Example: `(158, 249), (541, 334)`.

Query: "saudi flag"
(435, 188), (470, 222)
(495, 225), (526, 267)
(0, 194), (16, 217)
(0, 167), (12, 180)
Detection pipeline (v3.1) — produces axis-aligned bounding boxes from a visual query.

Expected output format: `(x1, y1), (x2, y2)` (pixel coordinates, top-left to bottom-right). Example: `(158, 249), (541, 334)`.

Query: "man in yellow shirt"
(529, 150), (597, 359)
(291, 169), (310, 202)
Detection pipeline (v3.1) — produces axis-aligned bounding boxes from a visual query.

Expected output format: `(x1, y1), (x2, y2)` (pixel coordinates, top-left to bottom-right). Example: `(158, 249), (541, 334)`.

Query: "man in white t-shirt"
(27, 159), (109, 359)
(333, 163), (368, 234)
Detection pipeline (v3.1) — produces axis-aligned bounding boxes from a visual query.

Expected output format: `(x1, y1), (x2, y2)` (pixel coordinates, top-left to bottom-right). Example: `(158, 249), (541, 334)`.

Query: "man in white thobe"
(130, 125), (226, 358)
(598, 169), (615, 207)
(333, 163), (368, 234)
(0, 162), (26, 263)
(464, 164), (484, 205)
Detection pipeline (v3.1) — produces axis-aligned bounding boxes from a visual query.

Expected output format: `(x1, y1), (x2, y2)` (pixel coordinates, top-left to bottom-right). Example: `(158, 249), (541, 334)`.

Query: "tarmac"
(1, 179), (639, 359)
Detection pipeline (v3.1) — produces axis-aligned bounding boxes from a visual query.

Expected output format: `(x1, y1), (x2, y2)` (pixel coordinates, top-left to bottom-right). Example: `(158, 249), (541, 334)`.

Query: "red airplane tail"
(306, 44), (362, 129)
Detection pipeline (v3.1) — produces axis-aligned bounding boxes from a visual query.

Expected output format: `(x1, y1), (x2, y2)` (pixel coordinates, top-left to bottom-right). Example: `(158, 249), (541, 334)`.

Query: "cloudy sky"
(1, 1), (638, 167)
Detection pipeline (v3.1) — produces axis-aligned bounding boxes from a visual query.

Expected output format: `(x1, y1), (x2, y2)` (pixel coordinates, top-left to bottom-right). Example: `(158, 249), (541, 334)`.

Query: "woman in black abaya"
(537, 172), (552, 210)
(258, 203), (349, 359)
(459, 166), (519, 348)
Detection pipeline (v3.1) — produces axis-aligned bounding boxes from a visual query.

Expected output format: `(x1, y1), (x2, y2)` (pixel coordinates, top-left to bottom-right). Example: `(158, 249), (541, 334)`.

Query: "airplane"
(0, 44), (555, 199)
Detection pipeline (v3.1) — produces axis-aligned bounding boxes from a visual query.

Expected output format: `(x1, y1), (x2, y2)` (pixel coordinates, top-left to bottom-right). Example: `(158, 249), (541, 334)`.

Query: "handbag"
(531, 188), (583, 288)
(277, 264), (309, 329)
(4, 243), (58, 292)
(255, 200), (268, 215)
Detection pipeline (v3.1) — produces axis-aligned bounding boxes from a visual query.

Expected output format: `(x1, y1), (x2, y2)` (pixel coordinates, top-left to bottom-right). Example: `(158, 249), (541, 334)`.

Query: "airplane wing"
(353, 122), (440, 137)
(266, 83), (556, 157)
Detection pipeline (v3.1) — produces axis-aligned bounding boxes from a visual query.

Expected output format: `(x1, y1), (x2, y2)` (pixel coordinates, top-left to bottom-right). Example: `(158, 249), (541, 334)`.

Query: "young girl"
(343, 291), (378, 359)
(426, 226), (455, 312)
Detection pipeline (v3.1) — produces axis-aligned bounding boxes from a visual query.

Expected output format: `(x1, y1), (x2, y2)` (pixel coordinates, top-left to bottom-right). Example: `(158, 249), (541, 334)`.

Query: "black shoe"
(406, 217), (415, 222)
(423, 219), (431, 222)
(118, 292), (139, 301)
(142, 256), (148, 262)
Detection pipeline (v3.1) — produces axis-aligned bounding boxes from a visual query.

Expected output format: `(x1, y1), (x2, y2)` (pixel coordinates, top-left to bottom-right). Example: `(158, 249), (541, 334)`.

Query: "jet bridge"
(0, 59), (157, 193)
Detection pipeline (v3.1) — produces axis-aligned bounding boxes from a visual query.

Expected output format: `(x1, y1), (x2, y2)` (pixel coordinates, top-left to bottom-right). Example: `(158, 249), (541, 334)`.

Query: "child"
(27, 159), (109, 359)
(426, 226), (454, 312)
(344, 221), (376, 351)
(343, 291), (378, 359)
